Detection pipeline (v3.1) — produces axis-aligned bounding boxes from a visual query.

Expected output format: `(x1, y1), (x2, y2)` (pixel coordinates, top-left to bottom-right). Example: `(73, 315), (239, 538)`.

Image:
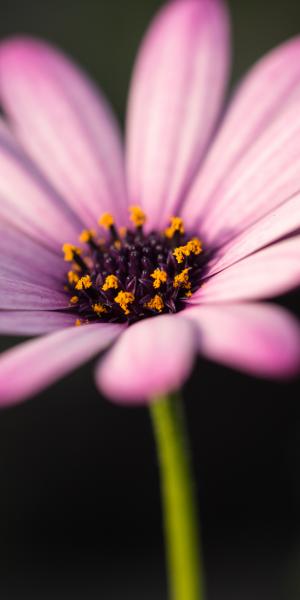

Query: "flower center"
(62, 207), (204, 325)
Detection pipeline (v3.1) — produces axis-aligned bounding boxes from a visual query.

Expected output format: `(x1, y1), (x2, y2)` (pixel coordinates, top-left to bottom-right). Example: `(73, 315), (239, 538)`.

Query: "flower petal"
(191, 236), (300, 303)
(0, 323), (122, 406)
(183, 303), (300, 378)
(0, 133), (81, 250)
(0, 222), (66, 287)
(0, 36), (127, 226)
(96, 314), (196, 404)
(0, 115), (20, 150)
(208, 191), (300, 276)
(126, 0), (230, 228)
(0, 279), (69, 310)
(182, 37), (300, 243)
(0, 310), (77, 335)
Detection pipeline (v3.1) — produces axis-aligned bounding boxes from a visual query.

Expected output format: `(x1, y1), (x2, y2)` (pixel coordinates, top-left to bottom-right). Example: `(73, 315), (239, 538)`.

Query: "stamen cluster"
(63, 208), (204, 325)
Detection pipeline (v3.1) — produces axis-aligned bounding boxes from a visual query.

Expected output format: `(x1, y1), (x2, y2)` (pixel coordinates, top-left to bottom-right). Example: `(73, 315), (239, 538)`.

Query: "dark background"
(0, 1), (299, 598)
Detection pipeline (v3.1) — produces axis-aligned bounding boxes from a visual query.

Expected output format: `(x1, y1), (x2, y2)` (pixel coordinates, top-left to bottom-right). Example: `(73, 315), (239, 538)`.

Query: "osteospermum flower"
(0, 0), (299, 406)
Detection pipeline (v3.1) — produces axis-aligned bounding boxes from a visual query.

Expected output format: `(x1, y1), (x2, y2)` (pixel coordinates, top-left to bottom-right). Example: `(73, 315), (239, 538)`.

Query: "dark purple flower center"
(62, 208), (205, 325)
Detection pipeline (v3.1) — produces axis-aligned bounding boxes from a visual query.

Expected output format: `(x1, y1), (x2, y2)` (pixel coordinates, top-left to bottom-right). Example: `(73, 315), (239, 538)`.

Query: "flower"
(0, 0), (299, 406)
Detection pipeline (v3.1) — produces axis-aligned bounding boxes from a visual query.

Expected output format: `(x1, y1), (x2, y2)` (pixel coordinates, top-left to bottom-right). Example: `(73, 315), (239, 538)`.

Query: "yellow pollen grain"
(62, 243), (81, 262)
(165, 216), (185, 239)
(75, 275), (92, 290)
(70, 295), (79, 304)
(129, 206), (146, 227)
(75, 319), (82, 327)
(79, 229), (95, 243)
(173, 237), (202, 263)
(68, 270), (80, 285)
(186, 238), (202, 256)
(92, 303), (107, 314)
(185, 290), (192, 298)
(173, 246), (186, 264)
(173, 268), (191, 289)
(150, 268), (168, 289)
(114, 291), (135, 315)
(98, 212), (115, 229)
(102, 274), (119, 291)
(114, 240), (121, 250)
(146, 295), (164, 312)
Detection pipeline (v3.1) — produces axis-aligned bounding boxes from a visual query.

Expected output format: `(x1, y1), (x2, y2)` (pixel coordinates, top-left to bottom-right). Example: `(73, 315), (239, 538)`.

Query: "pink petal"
(0, 115), (20, 150)
(126, 0), (230, 228)
(0, 222), (66, 287)
(208, 191), (300, 276)
(182, 37), (300, 243)
(0, 133), (81, 250)
(183, 303), (300, 378)
(0, 323), (122, 406)
(0, 278), (69, 310)
(0, 311), (77, 335)
(0, 262), (60, 288)
(0, 37), (128, 227)
(96, 314), (196, 404)
(191, 236), (300, 304)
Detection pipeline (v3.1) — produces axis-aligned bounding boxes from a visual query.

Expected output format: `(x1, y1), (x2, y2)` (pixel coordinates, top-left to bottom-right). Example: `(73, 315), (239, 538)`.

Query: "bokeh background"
(0, 1), (299, 598)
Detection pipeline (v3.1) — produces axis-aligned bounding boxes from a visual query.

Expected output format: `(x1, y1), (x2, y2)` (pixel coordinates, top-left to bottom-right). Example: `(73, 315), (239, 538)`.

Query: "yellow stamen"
(114, 291), (135, 315)
(98, 213), (115, 229)
(150, 268), (168, 289)
(102, 274), (119, 291)
(173, 268), (191, 289)
(186, 238), (202, 256)
(114, 240), (121, 250)
(129, 206), (146, 227)
(62, 243), (81, 262)
(173, 237), (202, 263)
(165, 216), (185, 239)
(79, 229), (95, 243)
(92, 303), (107, 314)
(68, 270), (80, 285)
(70, 295), (79, 304)
(75, 319), (82, 327)
(173, 246), (186, 264)
(145, 295), (164, 312)
(75, 275), (92, 290)
(185, 290), (192, 298)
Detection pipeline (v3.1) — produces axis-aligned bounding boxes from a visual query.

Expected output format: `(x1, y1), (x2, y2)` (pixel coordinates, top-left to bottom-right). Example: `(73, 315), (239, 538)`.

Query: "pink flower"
(0, 0), (299, 406)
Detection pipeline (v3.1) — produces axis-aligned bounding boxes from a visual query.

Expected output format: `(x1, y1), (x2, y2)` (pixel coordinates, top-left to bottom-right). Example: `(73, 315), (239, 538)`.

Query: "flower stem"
(149, 393), (205, 600)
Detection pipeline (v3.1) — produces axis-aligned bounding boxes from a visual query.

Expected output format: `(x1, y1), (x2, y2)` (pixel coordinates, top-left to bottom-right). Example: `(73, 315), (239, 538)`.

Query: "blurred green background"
(0, 1), (299, 599)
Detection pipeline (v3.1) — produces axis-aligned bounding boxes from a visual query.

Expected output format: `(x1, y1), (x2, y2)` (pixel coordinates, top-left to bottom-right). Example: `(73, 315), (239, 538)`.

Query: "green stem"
(150, 393), (205, 600)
